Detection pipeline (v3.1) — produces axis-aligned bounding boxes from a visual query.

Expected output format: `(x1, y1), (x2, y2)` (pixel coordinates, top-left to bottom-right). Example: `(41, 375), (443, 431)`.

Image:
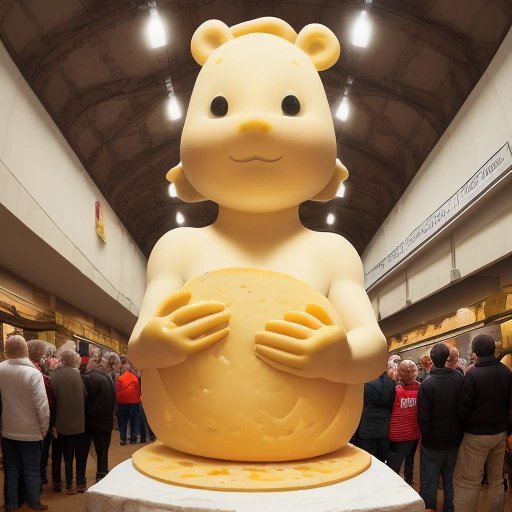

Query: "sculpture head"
(168, 17), (348, 212)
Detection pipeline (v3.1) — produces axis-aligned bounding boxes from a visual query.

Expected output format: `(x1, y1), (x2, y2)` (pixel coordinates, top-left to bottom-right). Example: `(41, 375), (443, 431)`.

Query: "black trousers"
(40, 430), (52, 480)
(51, 434), (62, 485)
(53, 433), (87, 488)
(76, 429), (112, 483)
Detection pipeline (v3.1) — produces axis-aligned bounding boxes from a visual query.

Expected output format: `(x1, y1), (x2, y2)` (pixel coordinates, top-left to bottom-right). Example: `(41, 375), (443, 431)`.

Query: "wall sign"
(365, 143), (512, 290)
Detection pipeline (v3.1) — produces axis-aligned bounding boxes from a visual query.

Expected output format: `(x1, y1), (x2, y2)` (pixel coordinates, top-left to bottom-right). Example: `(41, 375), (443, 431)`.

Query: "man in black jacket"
(417, 342), (463, 512)
(453, 334), (512, 512)
(76, 351), (120, 490)
(355, 355), (397, 463)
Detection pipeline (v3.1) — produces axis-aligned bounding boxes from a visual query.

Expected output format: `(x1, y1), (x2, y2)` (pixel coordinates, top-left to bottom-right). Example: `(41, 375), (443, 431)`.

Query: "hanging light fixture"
(168, 183), (177, 197)
(352, 1), (372, 48)
(336, 96), (350, 122)
(336, 76), (353, 122)
(147, 1), (166, 49)
(336, 183), (346, 198)
(326, 213), (336, 225)
(165, 77), (181, 121)
(176, 211), (185, 225)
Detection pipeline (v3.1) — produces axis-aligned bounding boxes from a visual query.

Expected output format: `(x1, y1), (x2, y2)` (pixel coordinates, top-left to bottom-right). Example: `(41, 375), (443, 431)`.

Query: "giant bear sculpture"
(128, 16), (386, 471)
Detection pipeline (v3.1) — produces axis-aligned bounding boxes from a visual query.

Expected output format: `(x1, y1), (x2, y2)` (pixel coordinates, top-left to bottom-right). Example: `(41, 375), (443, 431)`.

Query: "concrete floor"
(2, 433), (511, 511)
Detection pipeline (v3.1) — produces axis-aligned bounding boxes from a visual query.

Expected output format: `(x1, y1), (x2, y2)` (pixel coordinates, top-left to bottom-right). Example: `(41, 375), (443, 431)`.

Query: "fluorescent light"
(167, 94), (181, 120)
(326, 213), (335, 225)
(176, 211), (185, 225)
(148, 7), (166, 48)
(168, 183), (177, 197)
(336, 183), (346, 198)
(352, 11), (371, 48)
(336, 96), (349, 121)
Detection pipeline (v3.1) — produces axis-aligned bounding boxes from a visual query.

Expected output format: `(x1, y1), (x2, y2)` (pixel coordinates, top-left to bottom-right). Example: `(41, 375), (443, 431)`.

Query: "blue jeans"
(387, 439), (418, 484)
(1, 437), (42, 508)
(117, 403), (140, 443)
(420, 444), (458, 511)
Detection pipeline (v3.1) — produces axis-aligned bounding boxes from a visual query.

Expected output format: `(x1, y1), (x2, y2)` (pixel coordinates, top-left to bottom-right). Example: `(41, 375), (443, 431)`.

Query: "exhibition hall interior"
(0, 1), (511, 511)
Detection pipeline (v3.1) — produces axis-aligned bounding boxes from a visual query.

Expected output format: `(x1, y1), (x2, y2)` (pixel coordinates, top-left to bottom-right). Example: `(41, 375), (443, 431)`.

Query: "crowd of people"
(0, 334), (152, 511)
(353, 334), (512, 512)
(0, 332), (511, 511)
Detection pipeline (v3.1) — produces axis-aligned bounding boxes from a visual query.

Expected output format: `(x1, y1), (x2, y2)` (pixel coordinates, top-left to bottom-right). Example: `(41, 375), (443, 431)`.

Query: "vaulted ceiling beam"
(375, 0), (487, 81)
(324, 69), (445, 135)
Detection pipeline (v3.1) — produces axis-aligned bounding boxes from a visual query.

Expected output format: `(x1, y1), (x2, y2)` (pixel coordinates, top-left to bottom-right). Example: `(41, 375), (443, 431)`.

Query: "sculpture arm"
(127, 234), (230, 369)
(327, 245), (387, 384)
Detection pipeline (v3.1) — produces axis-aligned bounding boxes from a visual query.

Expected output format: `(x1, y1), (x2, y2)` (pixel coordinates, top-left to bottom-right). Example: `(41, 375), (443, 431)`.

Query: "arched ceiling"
(1, 0), (511, 257)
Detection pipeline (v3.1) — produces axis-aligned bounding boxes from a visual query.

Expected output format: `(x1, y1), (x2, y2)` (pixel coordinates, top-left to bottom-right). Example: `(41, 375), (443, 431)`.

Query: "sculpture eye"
(210, 96), (228, 117)
(281, 95), (301, 116)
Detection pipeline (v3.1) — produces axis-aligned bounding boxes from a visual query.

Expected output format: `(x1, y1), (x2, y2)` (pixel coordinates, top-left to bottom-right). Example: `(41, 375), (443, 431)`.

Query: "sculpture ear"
(191, 20), (233, 66)
(166, 162), (206, 202)
(295, 24), (340, 71)
(311, 159), (349, 202)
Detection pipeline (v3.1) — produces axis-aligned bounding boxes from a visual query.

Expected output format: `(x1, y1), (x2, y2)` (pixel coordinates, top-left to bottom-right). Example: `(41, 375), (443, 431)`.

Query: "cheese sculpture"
(141, 268), (362, 461)
(128, 16), (387, 488)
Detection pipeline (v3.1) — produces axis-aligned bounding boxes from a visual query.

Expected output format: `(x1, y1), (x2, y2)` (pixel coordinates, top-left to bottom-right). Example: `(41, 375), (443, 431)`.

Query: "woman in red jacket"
(115, 363), (141, 445)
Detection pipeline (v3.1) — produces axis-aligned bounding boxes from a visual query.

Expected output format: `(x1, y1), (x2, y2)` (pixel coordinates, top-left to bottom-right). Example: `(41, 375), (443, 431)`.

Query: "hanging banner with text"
(365, 143), (512, 290)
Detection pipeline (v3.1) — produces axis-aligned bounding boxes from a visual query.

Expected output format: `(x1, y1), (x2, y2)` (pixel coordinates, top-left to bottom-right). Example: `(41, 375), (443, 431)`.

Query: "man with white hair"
(355, 355), (397, 463)
(0, 335), (49, 511)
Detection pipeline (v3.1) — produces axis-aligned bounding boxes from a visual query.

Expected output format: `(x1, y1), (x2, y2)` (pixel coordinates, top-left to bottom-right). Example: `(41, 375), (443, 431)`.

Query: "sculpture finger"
(264, 320), (312, 339)
(182, 310), (231, 339)
(305, 304), (334, 326)
(189, 327), (230, 353)
(171, 301), (227, 326)
(154, 290), (192, 317)
(254, 332), (305, 355)
(283, 311), (323, 329)
(254, 344), (306, 369)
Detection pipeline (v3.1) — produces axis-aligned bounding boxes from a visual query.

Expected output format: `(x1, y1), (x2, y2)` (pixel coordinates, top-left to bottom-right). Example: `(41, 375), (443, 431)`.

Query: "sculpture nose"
(238, 118), (272, 133)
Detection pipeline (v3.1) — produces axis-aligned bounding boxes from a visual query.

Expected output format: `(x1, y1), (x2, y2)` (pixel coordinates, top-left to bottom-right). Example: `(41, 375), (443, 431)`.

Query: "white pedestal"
(85, 457), (424, 512)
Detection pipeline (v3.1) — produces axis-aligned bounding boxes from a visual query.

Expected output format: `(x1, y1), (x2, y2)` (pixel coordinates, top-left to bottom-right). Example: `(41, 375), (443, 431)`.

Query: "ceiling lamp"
(165, 77), (181, 121)
(176, 211), (185, 225)
(335, 76), (353, 122)
(336, 183), (346, 198)
(336, 96), (350, 121)
(167, 95), (181, 120)
(147, 1), (166, 49)
(326, 213), (336, 225)
(352, 1), (372, 48)
(168, 183), (177, 197)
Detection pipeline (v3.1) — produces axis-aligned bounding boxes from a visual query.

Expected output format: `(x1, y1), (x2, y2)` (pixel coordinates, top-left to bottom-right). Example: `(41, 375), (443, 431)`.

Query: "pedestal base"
(85, 457), (424, 512)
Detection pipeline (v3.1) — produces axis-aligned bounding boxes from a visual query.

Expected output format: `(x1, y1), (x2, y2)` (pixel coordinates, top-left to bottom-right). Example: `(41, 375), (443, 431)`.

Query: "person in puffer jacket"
(115, 362), (141, 445)
(387, 359), (420, 485)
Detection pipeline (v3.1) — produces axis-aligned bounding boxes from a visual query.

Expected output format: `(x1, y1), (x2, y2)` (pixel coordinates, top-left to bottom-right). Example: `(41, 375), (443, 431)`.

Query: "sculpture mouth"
(229, 155), (283, 163)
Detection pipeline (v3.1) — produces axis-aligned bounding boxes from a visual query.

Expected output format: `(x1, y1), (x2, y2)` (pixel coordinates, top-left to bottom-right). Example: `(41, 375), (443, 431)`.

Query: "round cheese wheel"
(142, 268), (362, 461)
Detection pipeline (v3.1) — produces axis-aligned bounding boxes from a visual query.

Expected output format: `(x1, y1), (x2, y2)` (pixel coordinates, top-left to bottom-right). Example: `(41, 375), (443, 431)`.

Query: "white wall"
(362, 27), (512, 320)
(0, 42), (146, 333)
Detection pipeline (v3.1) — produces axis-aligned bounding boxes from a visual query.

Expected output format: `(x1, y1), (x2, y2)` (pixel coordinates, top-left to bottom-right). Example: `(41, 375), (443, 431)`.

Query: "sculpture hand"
(254, 304), (347, 382)
(139, 289), (231, 366)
